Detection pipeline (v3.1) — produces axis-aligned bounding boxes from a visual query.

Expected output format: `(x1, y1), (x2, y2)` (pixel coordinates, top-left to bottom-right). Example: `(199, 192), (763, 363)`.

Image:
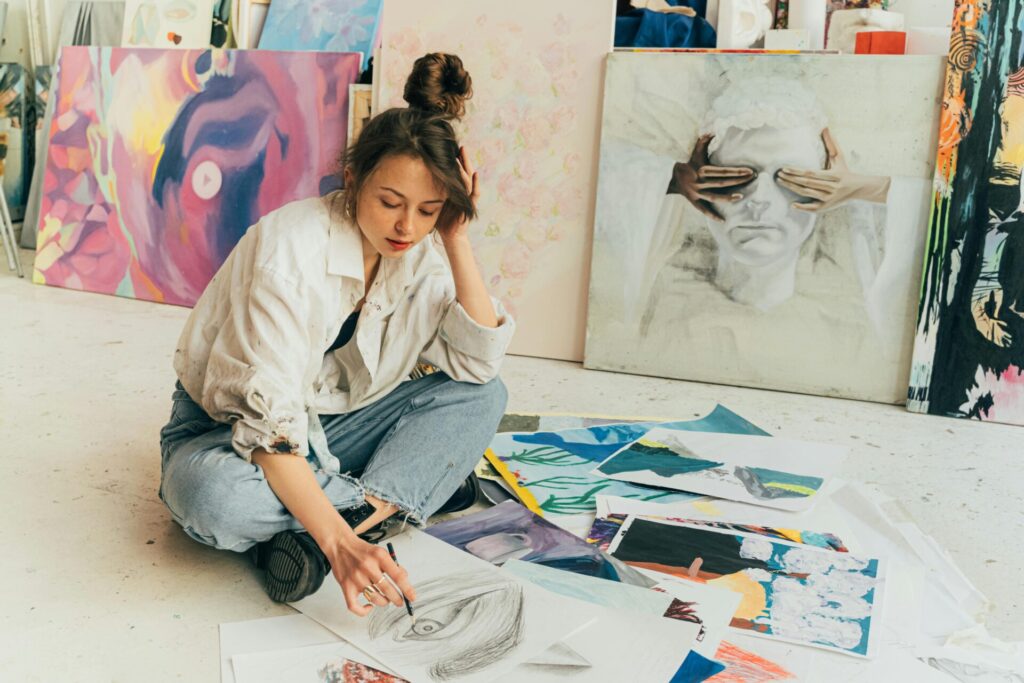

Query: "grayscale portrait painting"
(584, 53), (945, 402)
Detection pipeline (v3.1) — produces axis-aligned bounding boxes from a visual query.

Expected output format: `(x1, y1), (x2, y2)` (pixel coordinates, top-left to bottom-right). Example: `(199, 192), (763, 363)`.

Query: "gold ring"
(362, 586), (377, 601)
(373, 575), (388, 589)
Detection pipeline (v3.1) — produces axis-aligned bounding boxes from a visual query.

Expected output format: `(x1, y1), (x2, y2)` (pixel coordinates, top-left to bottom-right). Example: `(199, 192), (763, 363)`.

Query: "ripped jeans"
(158, 372), (507, 552)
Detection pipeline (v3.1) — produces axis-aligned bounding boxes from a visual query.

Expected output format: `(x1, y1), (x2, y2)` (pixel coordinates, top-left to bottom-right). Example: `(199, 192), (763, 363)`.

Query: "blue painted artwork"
(484, 404), (769, 517)
(257, 0), (382, 69)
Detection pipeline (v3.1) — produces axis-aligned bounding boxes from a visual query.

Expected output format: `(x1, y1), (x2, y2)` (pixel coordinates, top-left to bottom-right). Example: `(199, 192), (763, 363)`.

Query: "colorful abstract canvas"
(121, 0), (216, 48)
(592, 428), (846, 511)
(0, 64), (29, 222)
(376, 0), (616, 361)
(608, 516), (886, 658)
(258, 0), (381, 70)
(908, 2), (1024, 424)
(33, 47), (360, 304)
(483, 405), (768, 519)
(426, 500), (652, 587)
(585, 53), (945, 402)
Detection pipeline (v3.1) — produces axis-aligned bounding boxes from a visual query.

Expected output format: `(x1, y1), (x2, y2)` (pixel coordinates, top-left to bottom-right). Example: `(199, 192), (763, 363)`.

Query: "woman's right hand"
(323, 535), (417, 616)
(668, 134), (756, 222)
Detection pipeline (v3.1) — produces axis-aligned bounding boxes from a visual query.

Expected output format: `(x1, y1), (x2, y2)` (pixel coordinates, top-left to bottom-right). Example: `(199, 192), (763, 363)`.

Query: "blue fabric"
(158, 374), (507, 551)
(615, 7), (717, 49)
(670, 650), (727, 682)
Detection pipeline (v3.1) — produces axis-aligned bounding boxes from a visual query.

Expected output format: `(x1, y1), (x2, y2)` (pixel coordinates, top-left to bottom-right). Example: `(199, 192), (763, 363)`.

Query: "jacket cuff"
(230, 413), (309, 462)
(438, 297), (516, 362)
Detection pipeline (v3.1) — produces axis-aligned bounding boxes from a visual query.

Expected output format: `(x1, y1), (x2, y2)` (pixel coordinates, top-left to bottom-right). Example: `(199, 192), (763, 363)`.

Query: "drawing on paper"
(0, 63), (28, 221)
(366, 572), (524, 681)
(376, 0), (615, 360)
(484, 406), (767, 517)
(585, 52), (945, 402)
(708, 641), (796, 682)
(609, 517), (884, 657)
(318, 659), (405, 683)
(33, 47), (360, 305)
(258, 0), (382, 69)
(586, 512), (848, 553)
(426, 501), (652, 586)
(908, 1), (1024, 425)
(592, 428), (843, 512)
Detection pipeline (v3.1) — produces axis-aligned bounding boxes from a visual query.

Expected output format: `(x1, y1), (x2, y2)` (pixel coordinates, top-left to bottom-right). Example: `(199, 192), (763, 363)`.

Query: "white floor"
(2, 247), (1022, 681)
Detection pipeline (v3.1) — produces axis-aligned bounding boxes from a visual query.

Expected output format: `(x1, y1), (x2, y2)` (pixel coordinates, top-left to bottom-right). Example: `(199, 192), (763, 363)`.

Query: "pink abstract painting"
(33, 47), (361, 305)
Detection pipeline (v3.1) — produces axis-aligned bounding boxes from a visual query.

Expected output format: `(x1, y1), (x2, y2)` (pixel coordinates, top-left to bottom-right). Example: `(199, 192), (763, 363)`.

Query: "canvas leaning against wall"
(908, 2), (1024, 425)
(585, 53), (945, 403)
(375, 0), (616, 362)
(33, 47), (361, 305)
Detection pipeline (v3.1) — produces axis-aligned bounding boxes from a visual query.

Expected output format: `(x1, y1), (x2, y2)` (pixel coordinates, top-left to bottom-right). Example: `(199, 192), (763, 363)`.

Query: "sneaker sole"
(264, 533), (325, 603)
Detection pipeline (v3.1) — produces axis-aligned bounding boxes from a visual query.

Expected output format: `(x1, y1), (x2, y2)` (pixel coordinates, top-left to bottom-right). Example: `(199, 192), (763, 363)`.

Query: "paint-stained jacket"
(173, 196), (515, 471)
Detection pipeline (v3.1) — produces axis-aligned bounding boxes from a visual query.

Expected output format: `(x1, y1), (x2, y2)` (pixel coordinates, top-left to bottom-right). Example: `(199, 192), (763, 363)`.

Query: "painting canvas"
(0, 64), (28, 222)
(258, 0), (381, 69)
(585, 53), (945, 402)
(497, 560), (703, 681)
(293, 528), (596, 683)
(908, 2), (1024, 425)
(425, 500), (652, 586)
(349, 83), (371, 144)
(608, 516), (886, 658)
(33, 47), (360, 305)
(376, 0), (616, 361)
(121, 0), (216, 48)
(592, 428), (846, 511)
(483, 405), (768, 520)
(57, 1), (127, 53)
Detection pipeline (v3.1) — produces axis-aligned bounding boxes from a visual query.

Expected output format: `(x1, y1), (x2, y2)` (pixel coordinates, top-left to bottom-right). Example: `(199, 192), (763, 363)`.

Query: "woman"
(158, 53), (513, 614)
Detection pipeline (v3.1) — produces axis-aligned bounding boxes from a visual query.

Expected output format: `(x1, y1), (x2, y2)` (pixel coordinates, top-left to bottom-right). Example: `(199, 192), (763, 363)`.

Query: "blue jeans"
(158, 373), (507, 552)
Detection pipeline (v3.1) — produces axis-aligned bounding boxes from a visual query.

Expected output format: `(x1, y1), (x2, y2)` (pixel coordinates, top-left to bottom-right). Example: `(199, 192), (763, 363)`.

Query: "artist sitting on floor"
(158, 53), (513, 614)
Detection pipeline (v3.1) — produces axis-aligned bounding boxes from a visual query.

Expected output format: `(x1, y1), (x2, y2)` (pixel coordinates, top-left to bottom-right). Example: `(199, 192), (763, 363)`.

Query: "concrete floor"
(2, 247), (1021, 681)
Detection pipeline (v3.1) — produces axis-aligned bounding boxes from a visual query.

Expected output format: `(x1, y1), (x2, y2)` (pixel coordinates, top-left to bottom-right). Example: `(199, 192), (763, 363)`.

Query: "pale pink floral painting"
(376, 0), (615, 361)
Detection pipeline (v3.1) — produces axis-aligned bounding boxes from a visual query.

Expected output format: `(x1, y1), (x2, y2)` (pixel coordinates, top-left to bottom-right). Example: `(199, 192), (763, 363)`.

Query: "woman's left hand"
(776, 128), (891, 212)
(438, 146), (479, 242)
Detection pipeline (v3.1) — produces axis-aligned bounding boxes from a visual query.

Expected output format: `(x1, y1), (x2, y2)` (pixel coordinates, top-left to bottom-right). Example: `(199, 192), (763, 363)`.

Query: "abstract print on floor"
(908, 2), (1024, 425)
(483, 405), (768, 519)
(608, 516), (886, 658)
(33, 47), (360, 305)
(592, 428), (846, 511)
(0, 64), (28, 222)
(585, 53), (945, 402)
(425, 500), (652, 587)
(258, 0), (381, 70)
(376, 0), (615, 361)
(293, 529), (596, 683)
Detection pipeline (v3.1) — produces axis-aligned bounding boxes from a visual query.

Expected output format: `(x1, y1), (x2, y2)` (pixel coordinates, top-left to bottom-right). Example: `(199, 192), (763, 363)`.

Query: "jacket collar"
(327, 212), (418, 301)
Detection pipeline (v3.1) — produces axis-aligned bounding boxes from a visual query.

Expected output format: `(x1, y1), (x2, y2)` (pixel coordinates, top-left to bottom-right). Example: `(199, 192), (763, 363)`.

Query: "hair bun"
(403, 53), (473, 119)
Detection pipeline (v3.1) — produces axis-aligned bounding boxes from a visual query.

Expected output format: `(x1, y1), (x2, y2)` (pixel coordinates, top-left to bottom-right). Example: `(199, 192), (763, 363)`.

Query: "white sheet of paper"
(232, 641), (400, 683)
(497, 561), (700, 681)
(292, 528), (596, 683)
(219, 614), (341, 683)
(592, 429), (846, 512)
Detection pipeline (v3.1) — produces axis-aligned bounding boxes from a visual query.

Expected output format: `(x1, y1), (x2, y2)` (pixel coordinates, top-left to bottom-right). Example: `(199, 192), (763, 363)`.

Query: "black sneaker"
(260, 531), (329, 603)
(435, 473), (480, 516)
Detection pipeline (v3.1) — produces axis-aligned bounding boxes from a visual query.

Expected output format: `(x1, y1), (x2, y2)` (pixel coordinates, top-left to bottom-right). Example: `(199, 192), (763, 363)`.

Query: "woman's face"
(353, 154), (447, 259)
(708, 124), (824, 267)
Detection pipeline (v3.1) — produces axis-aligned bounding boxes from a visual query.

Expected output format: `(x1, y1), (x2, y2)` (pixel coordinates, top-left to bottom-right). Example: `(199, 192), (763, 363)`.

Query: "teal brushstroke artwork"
(592, 427), (845, 513)
(257, 0), (382, 69)
(483, 405), (769, 518)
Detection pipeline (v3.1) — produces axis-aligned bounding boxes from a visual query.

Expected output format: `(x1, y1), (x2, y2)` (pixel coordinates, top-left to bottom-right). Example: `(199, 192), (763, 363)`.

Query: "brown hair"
(335, 53), (475, 232)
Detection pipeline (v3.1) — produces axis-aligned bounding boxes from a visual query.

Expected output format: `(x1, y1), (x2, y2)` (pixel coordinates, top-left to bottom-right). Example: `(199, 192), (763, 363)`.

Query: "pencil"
(386, 541), (416, 625)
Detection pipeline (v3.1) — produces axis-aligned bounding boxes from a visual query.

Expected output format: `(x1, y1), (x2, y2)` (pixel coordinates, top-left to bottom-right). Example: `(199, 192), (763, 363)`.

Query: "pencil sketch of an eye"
(367, 571), (525, 681)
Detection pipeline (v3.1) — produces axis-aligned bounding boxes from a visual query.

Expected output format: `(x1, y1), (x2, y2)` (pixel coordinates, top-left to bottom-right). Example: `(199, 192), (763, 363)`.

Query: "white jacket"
(173, 196), (515, 470)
